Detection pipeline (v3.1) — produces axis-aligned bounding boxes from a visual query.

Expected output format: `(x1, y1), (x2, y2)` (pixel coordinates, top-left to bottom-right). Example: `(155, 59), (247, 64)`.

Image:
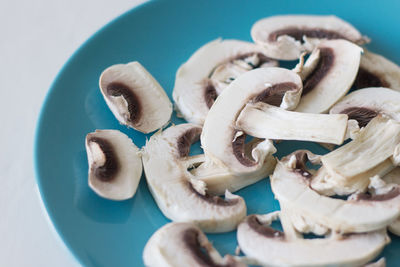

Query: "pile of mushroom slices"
(82, 14), (400, 267)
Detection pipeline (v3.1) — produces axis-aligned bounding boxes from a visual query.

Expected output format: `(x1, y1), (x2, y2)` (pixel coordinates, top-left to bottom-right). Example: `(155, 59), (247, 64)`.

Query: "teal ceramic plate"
(35, 0), (400, 266)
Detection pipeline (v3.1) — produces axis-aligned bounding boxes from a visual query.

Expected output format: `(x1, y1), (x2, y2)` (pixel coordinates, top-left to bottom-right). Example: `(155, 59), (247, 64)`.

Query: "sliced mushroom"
(251, 15), (367, 60)
(142, 123), (246, 233)
(311, 116), (400, 195)
(330, 87), (400, 132)
(365, 258), (386, 267)
(143, 222), (246, 267)
(294, 39), (362, 113)
(99, 61), (172, 133)
(173, 38), (279, 125)
(236, 102), (348, 145)
(85, 130), (142, 200)
(271, 150), (400, 233)
(381, 168), (400, 236)
(237, 212), (388, 266)
(353, 50), (400, 91)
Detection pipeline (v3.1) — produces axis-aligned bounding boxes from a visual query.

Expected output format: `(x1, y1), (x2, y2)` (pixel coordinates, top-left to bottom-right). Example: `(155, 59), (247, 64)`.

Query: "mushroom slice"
(251, 15), (367, 60)
(237, 212), (388, 267)
(236, 102), (348, 145)
(85, 130), (142, 200)
(99, 61), (172, 133)
(142, 124), (246, 233)
(201, 67), (302, 175)
(173, 38), (278, 125)
(354, 50), (400, 91)
(143, 222), (246, 267)
(381, 168), (400, 236)
(330, 87), (400, 131)
(271, 150), (400, 233)
(365, 258), (386, 267)
(312, 116), (400, 194)
(294, 39), (363, 113)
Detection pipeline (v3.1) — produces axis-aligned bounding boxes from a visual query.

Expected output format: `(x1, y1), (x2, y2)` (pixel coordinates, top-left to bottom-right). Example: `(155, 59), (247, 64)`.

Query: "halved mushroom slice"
(201, 67), (302, 175)
(354, 50), (400, 91)
(237, 212), (388, 267)
(85, 130), (142, 200)
(236, 102), (348, 145)
(330, 87), (400, 132)
(294, 39), (363, 113)
(99, 61), (172, 133)
(143, 222), (246, 267)
(312, 116), (400, 194)
(271, 150), (400, 233)
(173, 38), (279, 125)
(251, 15), (367, 60)
(142, 124), (246, 233)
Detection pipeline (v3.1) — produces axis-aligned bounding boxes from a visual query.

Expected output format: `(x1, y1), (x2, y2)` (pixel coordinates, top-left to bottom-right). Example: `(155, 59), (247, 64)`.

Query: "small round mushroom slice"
(85, 130), (142, 200)
(201, 67), (302, 175)
(99, 61), (172, 133)
(294, 39), (363, 114)
(173, 38), (279, 125)
(237, 212), (388, 267)
(143, 222), (246, 267)
(251, 15), (367, 60)
(142, 124), (246, 233)
(272, 150), (400, 233)
(330, 87), (400, 131)
(354, 50), (400, 91)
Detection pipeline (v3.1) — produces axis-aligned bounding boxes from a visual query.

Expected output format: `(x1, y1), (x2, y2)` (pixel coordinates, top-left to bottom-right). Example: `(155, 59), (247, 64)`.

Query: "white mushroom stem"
(236, 102), (348, 145)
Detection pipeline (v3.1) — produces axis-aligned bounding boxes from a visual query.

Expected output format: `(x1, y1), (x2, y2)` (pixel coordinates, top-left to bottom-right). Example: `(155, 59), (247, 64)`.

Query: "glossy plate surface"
(35, 0), (400, 266)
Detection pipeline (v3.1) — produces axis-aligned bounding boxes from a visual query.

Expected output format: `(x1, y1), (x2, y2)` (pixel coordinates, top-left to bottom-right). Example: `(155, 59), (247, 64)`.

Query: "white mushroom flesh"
(99, 61), (172, 133)
(85, 130), (142, 200)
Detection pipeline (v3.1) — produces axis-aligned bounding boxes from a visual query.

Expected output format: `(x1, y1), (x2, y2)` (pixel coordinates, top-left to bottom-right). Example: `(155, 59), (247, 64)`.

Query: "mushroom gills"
(237, 212), (388, 267)
(271, 150), (400, 234)
(201, 67), (302, 175)
(294, 39), (362, 114)
(85, 130), (142, 200)
(236, 101), (348, 145)
(143, 222), (246, 267)
(353, 50), (400, 91)
(99, 61), (172, 133)
(251, 15), (367, 60)
(173, 38), (278, 125)
(142, 123), (246, 233)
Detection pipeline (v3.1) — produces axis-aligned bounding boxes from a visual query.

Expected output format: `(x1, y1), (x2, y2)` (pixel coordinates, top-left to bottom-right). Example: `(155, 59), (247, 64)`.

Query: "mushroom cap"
(237, 213), (388, 267)
(354, 50), (400, 91)
(85, 129), (142, 200)
(201, 67), (302, 175)
(173, 38), (278, 125)
(271, 150), (400, 233)
(99, 61), (172, 133)
(143, 222), (246, 267)
(251, 15), (366, 60)
(142, 124), (246, 233)
(330, 87), (400, 126)
(294, 39), (362, 114)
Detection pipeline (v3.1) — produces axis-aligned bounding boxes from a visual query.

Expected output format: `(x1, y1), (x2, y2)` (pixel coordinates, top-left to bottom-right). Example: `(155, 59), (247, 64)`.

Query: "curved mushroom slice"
(173, 38), (279, 125)
(237, 212), (388, 267)
(271, 150), (400, 233)
(294, 39), (362, 113)
(99, 61), (172, 133)
(330, 87), (400, 131)
(85, 130), (142, 200)
(236, 102), (348, 145)
(143, 222), (246, 267)
(142, 124), (246, 233)
(310, 116), (400, 195)
(354, 50), (400, 91)
(201, 67), (302, 175)
(251, 15), (366, 60)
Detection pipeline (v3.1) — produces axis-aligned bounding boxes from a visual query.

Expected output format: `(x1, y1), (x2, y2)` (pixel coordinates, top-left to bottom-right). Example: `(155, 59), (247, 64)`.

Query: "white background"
(1, 0), (146, 266)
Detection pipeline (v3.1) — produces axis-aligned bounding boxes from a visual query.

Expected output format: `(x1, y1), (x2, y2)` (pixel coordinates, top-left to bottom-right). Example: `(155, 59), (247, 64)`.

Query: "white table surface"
(1, 0), (146, 266)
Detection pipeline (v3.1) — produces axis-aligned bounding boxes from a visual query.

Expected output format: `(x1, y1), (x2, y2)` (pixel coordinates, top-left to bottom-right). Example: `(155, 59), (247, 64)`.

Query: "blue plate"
(35, 0), (400, 266)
